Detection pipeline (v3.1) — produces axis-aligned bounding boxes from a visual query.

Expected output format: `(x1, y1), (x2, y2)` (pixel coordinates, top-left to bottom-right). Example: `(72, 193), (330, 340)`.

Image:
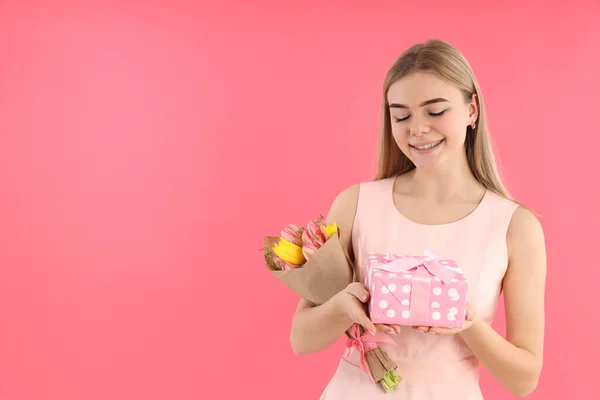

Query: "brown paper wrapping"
(263, 230), (398, 385)
(263, 232), (353, 305)
(367, 348), (397, 381)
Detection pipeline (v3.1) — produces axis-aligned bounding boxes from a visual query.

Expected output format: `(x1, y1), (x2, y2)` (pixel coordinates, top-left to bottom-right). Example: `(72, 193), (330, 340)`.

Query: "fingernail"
(361, 294), (368, 301)
(388, 330), (395, 335)
(428, 332), (437, 335)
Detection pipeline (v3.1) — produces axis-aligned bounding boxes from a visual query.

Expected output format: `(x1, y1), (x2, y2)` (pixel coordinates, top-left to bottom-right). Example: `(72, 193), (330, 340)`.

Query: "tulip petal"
(321, 222), (338, 238)
(303, 220), (325, 247)
(302, 244), (318, 260)
(273, 238), (306, 265)
(281, 224), (303, 247)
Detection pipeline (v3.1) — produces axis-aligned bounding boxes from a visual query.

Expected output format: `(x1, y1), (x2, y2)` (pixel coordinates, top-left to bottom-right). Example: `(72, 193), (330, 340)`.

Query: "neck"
(407, 153), (480, 200)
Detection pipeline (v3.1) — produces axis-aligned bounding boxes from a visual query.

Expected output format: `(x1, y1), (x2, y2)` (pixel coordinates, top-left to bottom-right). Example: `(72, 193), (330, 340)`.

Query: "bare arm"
(459, 207), (546, 397)
(291, 288), (371, 355)
(290, 184), (378, 355)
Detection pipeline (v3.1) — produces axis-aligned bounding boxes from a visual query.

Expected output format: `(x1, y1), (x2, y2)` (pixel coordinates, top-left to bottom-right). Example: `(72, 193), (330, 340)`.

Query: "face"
(387, 71), (478, 171)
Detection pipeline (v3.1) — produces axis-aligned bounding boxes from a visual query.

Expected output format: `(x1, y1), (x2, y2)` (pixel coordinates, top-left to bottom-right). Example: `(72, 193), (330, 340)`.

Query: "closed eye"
(393, 110), (447, 123)
(430, 110), (446, 117)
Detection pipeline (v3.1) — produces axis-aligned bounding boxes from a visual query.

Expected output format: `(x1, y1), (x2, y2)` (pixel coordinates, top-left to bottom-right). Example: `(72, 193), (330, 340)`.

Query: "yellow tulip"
(272, 238), (306, 265)
(321, 222), (338, 238)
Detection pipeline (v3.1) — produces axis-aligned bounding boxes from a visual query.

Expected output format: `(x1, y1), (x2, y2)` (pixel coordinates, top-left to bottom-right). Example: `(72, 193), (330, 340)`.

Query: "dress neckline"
(389, 174), (490, 228)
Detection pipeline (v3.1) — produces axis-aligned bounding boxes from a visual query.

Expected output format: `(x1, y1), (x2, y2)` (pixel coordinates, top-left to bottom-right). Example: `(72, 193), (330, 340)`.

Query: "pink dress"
(319, 175), (519, 400)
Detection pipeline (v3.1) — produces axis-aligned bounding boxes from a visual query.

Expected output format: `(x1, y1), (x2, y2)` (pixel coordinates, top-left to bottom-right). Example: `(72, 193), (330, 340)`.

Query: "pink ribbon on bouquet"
(344, 323), (396, 381)
(373, 249), (459, 326)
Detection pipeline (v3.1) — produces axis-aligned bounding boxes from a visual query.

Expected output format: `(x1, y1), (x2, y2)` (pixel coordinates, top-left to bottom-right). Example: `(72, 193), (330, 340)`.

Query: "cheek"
(391, 126), (409, 146)
(438, 122), (466, 145)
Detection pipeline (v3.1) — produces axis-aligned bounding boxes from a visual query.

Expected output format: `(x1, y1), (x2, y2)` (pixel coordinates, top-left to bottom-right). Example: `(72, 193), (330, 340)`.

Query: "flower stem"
(380, 369), (402, 392)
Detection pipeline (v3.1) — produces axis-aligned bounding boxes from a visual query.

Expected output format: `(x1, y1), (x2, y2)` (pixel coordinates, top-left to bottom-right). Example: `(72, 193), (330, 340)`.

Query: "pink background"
(0, 1), (598, 399)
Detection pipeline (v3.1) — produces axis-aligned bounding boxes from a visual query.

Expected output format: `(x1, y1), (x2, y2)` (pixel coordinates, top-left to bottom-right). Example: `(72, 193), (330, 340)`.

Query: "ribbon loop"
(374, 249), (455, 284)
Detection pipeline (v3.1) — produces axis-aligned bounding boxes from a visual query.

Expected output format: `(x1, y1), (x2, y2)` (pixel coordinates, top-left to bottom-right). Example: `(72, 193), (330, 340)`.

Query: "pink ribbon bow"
(377, 248), (456, 284)
(344, 323), (396, 381)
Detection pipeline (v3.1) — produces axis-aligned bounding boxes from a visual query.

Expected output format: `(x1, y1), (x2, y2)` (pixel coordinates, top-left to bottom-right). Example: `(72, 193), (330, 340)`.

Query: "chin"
(402, 140), (447, 170)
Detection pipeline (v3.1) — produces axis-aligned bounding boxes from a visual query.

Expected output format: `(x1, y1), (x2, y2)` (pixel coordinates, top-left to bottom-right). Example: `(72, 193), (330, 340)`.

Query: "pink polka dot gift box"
(365, 249), (468, 328)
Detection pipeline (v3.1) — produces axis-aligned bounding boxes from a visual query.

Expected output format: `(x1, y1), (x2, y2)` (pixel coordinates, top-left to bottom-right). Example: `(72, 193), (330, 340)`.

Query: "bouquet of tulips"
(262, 215), (402, 392)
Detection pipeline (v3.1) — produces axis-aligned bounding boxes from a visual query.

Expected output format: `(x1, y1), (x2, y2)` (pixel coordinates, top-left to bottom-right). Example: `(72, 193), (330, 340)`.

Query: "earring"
(471, 121), (477, 129)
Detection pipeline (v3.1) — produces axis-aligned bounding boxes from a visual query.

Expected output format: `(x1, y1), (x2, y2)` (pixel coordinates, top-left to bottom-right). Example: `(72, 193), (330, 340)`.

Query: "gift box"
(365, 249), (468, 328)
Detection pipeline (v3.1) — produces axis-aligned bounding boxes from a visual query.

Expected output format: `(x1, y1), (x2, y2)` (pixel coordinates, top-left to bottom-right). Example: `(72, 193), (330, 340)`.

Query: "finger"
(345, 283), (370, 303)
(360, 315), (377, 335)
(375, 324), (397, 335)
(466, 303), (475, 320)
(382, 324), (402, 334)
(413, 326), (430, 333)
(466, 309), (474, 321)
(349, 305), (376, 335)
(428, 327), (458, 335)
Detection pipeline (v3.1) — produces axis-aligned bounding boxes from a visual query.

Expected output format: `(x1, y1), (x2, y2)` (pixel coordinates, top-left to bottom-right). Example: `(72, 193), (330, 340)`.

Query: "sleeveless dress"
(319, 174), (520, 400)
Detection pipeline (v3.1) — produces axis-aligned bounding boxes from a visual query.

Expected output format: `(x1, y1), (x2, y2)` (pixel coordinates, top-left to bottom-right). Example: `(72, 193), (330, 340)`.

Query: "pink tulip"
(301, 228), (317, 249)
(280, 224), (303, 247)
(302, 219), (326, 248)
(311, 220), (327, 244)
(302, 244), (318, 260)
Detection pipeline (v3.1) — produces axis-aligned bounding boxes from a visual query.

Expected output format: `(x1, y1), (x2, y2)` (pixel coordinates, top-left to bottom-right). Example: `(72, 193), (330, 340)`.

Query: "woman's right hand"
(338, 282), (402, 336)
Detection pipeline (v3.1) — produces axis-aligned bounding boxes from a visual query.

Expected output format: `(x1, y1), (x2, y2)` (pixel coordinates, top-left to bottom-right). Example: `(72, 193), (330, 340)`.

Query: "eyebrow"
(389, 98), (449, 109)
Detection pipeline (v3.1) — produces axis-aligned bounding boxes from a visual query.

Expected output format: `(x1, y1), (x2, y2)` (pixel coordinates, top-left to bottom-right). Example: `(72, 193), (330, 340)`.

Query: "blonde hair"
(373, 39), (513, 200)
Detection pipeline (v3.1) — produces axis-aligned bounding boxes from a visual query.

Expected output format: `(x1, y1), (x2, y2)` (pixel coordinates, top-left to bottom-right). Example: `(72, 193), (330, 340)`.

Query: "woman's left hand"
(412, 302), (477, 335)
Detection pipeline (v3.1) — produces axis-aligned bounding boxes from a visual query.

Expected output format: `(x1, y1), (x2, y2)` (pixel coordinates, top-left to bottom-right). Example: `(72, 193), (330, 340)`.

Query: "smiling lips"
(410, 139), (445, 150)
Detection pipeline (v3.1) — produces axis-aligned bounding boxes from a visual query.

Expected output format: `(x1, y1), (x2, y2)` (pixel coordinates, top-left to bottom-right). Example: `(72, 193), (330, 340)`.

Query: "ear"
(468, 93), (479, 125)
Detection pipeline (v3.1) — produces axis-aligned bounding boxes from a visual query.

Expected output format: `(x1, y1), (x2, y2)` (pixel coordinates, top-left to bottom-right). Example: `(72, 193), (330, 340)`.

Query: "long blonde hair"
(373, 39), (512, 200)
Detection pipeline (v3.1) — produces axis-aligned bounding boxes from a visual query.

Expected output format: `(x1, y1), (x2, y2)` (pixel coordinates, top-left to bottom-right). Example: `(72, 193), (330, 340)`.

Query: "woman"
(290, 39), (546, 399)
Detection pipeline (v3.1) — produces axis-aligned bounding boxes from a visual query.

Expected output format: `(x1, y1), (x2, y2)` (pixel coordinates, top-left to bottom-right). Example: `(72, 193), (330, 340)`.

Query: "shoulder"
(484, 192), (546, 265)
(326, 183), (361, 231)
(325, 177), (395, 224)
(325, 176), (392, 260)
(485, 190), (521, 214)
(506, 205), (546, 265)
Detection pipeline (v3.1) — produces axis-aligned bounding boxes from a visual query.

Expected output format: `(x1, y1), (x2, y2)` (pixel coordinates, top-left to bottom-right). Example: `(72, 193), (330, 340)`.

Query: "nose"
(409, 116), (430, 136)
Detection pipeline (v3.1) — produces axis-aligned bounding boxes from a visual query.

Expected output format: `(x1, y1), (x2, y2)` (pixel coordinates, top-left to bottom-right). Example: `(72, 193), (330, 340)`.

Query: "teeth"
(414, 140), (442, 150)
